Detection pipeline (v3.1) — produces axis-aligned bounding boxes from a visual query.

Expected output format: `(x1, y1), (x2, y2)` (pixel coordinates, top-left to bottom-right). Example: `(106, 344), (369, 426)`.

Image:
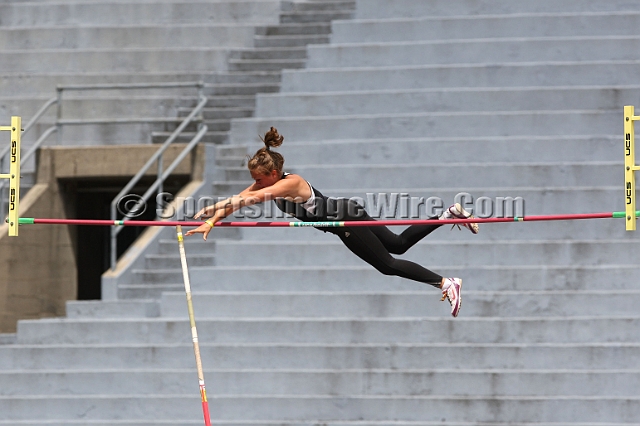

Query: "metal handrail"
(0, 81), (204, 175)
(23, 96), (59, 134)
(57, 117), (201, 125)
(0, 125), (58, 202)
(0, 81), (203, 156)
(0, 96), (57, 168)
(22, 126), (58, 163)
(1, 81), (208, 273)
(58, 82), (205, 92)
(109, 93), (209, 270)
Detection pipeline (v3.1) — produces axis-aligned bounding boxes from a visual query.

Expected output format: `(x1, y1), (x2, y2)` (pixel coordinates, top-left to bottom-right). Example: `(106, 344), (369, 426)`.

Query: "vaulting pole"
(176, 225), (212, 426)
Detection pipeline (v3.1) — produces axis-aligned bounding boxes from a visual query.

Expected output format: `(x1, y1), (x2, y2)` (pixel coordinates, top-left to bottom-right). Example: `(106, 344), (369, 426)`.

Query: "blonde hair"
(247, 127), (285, 175)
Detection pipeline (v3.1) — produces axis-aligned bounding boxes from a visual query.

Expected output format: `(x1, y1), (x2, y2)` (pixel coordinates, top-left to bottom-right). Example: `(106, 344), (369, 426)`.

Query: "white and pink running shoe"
(441, 277), (462, 317)
(445, 203), (479, 234)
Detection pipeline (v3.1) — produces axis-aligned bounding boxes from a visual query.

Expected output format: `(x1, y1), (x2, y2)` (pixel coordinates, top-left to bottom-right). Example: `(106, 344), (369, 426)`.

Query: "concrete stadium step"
(117, 284), (186, 300)
(26, 122), (184, 145)
(216, 145), (250, 157)
(158, 290), (640, 318)
(228, 58), (306, 72)
(255, 85), (640, 117)
(280, 60), (640, 92)
(229, 47), (308, 61)
(222, 161), (621, 188)
(3, 96), (188, 121)
(198, 95), (256, 109)
(306, 36), (640, 69)
(230, 134), (620, 165)
(122, 264), (640, 293)
(228, 109), (620, 142)
(203, 82), (280, 97)
(156, 238), (215, 255)
(0, 48), (229, 73)
(332, 12), (640, 43)
(0, 342), (637, 370)
(151, 130), (228, 145)
(179, 107), (254, 121)
(0, 1), (281, 27)
(205, 71), (282, 85)
(355, 0), (640, 19)
(208, 239), (638, 267)
(144, 253), (216, 269)
(154, 227), (241, 243)
(254, 34), (330, 48)
(255, 22), (332, 37)
(212, 180), (253, 195)
(0, 393), (637, 422)
(0, 24), (257, 50)
(215, 156), (247, 168)
(214, 157), (247, 168)
(280, 10), (354, 24)
(198, 118), (231, 132)
(0, 368), (636, 397)
(0, 71), (217, 96)
(65, 300), (160, 319)
(282, 1), (355, 13)
(14, 316), (640, 345)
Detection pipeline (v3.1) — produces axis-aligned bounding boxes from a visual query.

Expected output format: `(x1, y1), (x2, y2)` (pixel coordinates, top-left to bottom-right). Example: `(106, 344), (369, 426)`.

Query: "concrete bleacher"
(0, 0), (282, 155)
(2, 0), (640, 424)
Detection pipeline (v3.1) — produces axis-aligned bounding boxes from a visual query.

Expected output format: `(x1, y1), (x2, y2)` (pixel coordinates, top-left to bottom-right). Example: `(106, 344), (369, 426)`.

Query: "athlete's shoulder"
(282, 172), (306, 181)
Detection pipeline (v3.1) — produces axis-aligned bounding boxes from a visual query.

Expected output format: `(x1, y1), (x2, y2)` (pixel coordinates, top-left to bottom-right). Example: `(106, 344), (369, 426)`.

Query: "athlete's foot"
(440, 277), (462, 317)
(445, 203), (479, 234)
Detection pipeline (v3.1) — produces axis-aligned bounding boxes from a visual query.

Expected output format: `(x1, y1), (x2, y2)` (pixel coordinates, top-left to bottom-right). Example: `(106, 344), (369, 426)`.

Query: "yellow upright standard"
(624, 106), (640, 231)
(0, 116), (21, 236)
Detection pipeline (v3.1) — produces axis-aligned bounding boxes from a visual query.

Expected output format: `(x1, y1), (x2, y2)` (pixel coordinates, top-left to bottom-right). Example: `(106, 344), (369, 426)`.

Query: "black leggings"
(320, 198), (443, 288)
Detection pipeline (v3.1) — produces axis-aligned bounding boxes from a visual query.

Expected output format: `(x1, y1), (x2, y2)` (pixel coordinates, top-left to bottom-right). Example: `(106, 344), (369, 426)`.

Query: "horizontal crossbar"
(13, 211), (640, 228)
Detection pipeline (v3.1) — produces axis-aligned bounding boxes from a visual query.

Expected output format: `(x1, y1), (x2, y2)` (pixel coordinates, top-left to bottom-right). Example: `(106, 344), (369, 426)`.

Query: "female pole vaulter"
(186, 127), (479, 317)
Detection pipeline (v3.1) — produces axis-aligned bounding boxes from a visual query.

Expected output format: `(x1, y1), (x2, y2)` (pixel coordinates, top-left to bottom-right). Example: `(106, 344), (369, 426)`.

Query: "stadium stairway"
(3, 0), (640, 425)
(0, 0), (355, 211)
(0, 0), (282, 215)
(210, 0), (640, 424)
(0, 0), (354, 148)
(164, 0), (357, 145)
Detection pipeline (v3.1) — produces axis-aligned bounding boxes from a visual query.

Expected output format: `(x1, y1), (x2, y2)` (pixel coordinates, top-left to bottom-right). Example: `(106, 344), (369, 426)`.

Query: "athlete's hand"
(193, 205), (213, 220)
(185, 221), (214, 241)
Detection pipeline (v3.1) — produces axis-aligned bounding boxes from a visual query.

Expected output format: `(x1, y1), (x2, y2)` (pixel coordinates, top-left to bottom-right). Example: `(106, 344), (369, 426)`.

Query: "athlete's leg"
(344, 199), (442, 255)
(323, 197), (440, 285)
(370, 219), (442, 255)
(335, 225), (443, 287)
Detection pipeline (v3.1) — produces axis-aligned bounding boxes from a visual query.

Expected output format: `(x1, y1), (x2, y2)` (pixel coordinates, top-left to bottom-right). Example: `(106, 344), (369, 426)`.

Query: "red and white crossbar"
(15, 211), (640, 228)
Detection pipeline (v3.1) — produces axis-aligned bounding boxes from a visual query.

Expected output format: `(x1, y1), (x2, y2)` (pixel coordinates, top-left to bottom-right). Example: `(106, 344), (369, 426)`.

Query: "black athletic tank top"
(274, 172), (330, 221)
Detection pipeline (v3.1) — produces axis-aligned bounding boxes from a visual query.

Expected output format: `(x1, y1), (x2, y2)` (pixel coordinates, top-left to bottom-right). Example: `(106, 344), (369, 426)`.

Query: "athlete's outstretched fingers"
(185, 223), (213, 241)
